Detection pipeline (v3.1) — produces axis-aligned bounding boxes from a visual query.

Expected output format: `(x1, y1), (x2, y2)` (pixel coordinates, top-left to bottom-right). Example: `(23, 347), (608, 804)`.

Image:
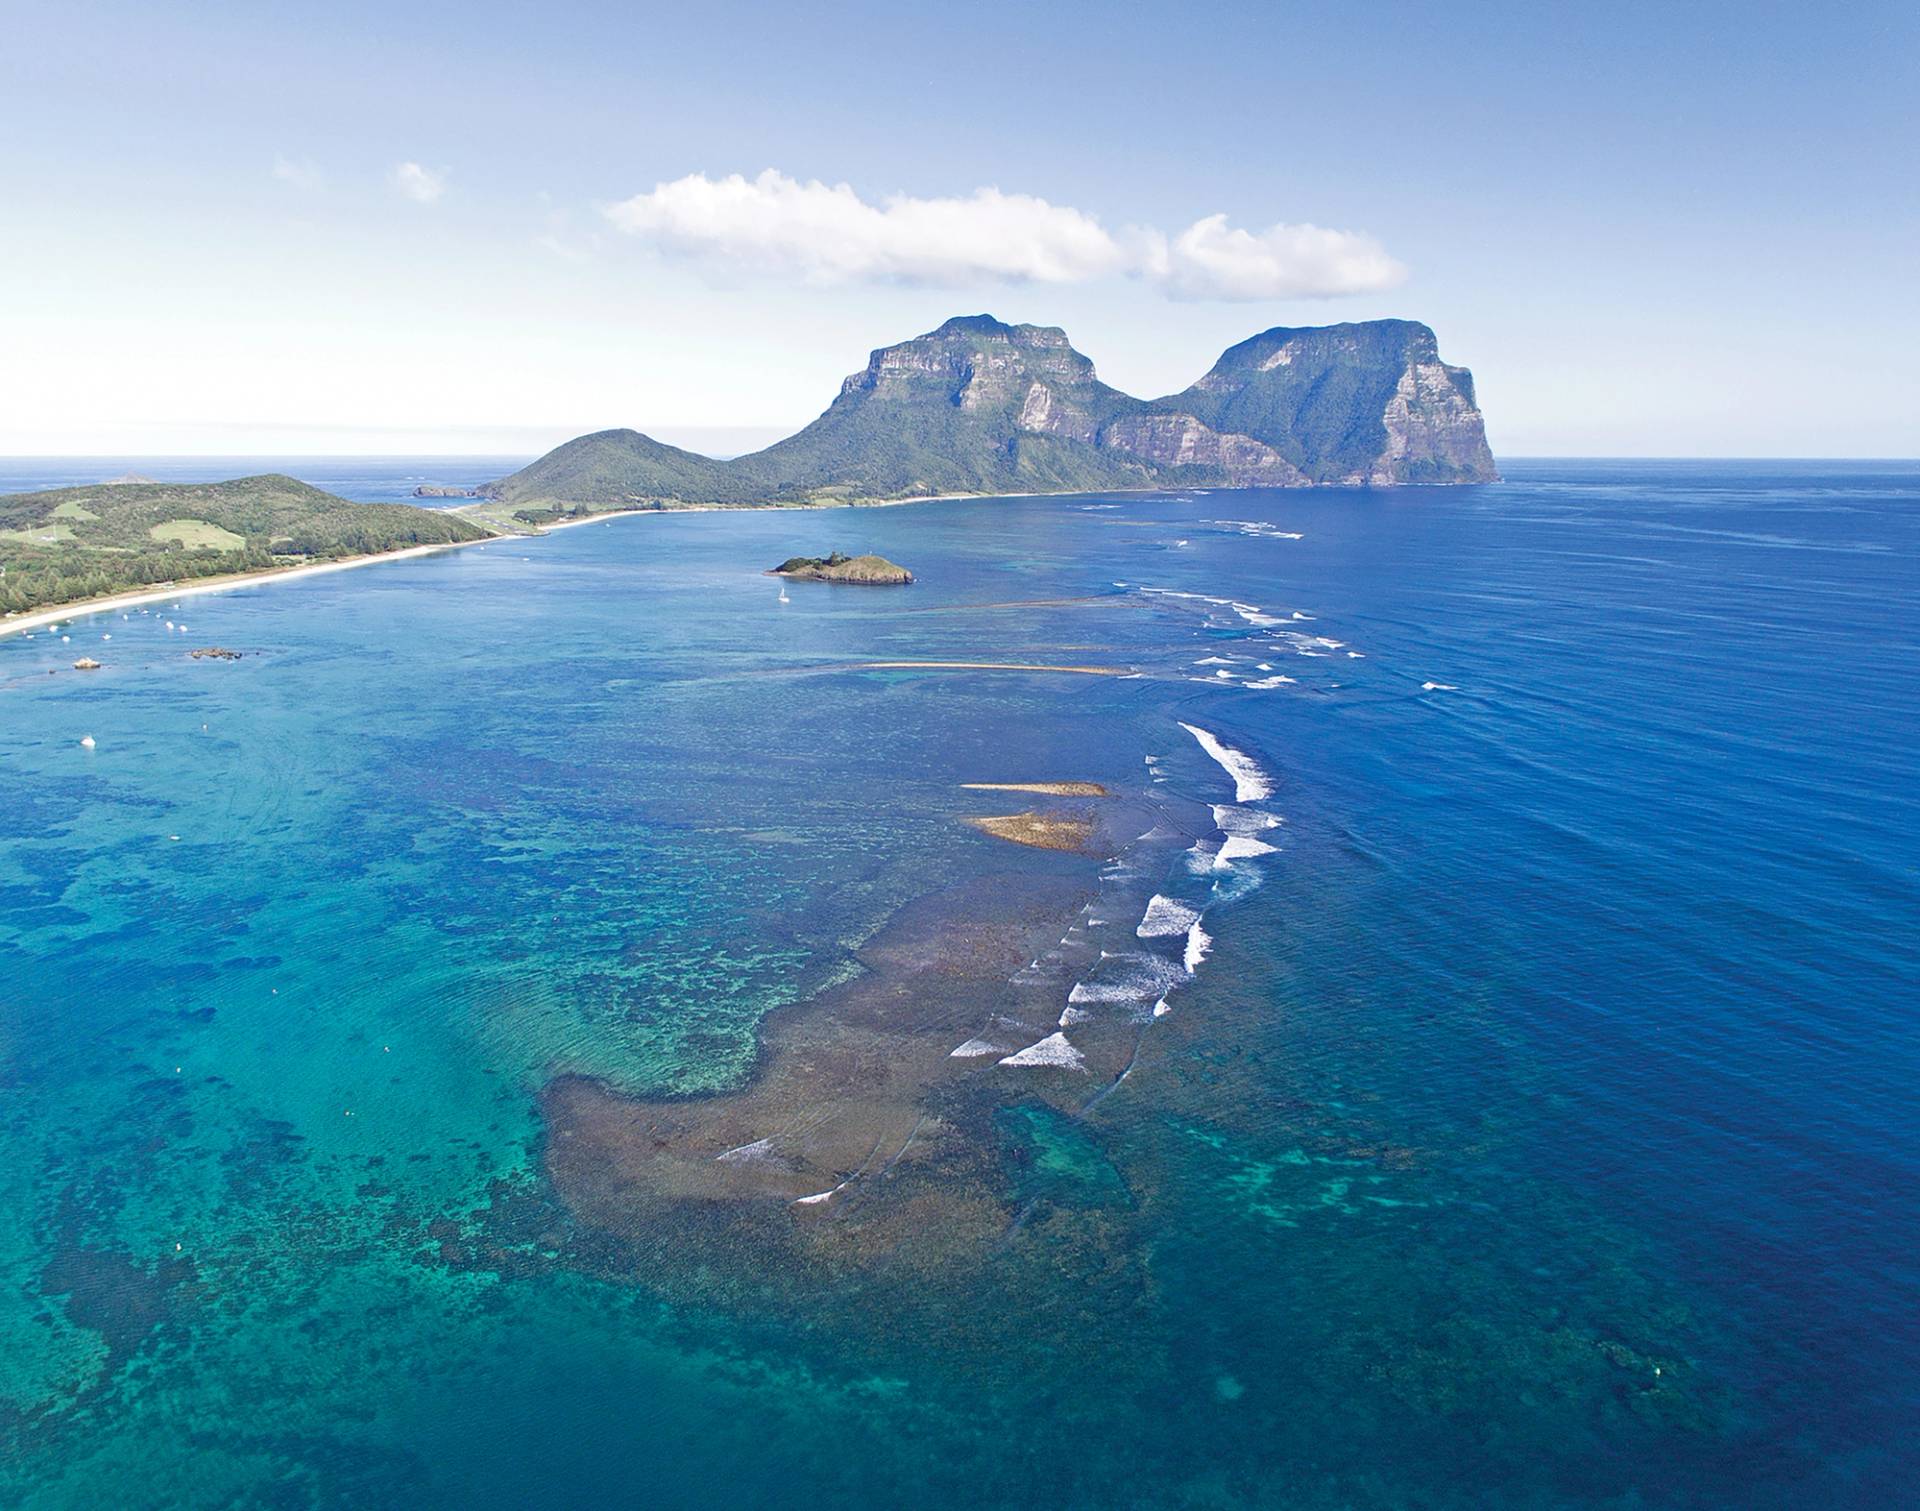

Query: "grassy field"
(148, 518), (249, 550)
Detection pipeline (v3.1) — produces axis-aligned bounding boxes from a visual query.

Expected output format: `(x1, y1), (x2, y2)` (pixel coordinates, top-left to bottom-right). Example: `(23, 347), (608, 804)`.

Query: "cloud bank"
(390, 162), (447, 204)
(604, 170), (1405, 301)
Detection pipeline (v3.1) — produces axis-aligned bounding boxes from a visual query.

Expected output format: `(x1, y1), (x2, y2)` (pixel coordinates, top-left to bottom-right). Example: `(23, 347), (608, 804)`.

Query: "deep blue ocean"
(1, 459), (1914, 1508)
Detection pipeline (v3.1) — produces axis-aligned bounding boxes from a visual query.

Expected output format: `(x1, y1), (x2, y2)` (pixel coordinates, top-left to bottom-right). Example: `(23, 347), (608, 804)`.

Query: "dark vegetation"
(0, 475), (489, 614)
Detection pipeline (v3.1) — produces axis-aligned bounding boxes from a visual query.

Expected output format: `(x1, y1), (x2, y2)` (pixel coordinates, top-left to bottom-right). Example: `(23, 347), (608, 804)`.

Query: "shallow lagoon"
(2, 462), (1915, 1507)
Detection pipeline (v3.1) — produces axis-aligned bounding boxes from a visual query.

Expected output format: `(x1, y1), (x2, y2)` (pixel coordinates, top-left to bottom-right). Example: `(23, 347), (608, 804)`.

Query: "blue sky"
(1, 0), (1913, 456)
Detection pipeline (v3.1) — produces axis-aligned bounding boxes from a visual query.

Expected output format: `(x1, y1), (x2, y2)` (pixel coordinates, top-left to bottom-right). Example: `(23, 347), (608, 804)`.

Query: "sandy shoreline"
(1, 480), (1139, 642)
(0, 537), (498, 641)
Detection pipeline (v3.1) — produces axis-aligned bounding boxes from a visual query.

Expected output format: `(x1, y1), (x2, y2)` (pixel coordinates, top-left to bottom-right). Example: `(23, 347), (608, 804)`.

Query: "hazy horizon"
(3, 1), (1912, 459)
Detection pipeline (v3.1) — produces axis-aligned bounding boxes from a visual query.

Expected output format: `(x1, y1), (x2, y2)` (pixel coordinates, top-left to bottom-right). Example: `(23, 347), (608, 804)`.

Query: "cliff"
(482, 315), (1496, 509)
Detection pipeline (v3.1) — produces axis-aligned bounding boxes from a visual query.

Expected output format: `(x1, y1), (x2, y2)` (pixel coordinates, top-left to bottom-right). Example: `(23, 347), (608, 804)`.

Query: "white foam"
(1204, 519), (1305, 540)
(1179, 722), (1273, 802)
(1245, 676), (1295, 689)
(715, 1137), (778, 1164)
(949, 1037), (1008, 1058)
(999, 1032), (1086, 1069)
(1058, 1006), (1092, 1026)
(1152, 997), (1172, 1018)
(1138, 895), (1202, 937)
(1184, 922), (1212, 973)
(1213, 805), (1281, 834)
(1141, 587), (1230, 605)
(1422, 681), (1458, 692)
(1069, 952), (1188, 1007)
(1217, 835), (1278, 862)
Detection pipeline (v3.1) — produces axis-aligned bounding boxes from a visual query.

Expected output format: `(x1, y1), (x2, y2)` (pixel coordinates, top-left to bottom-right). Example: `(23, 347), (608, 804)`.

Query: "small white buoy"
(80, 735), (96, 749)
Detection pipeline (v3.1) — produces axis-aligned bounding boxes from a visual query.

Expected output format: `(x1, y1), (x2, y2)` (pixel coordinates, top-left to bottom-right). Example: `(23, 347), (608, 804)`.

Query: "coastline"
(1, 479), (1198, 637)
(0, 535), (499, 641)
(0, 490), (948, 638)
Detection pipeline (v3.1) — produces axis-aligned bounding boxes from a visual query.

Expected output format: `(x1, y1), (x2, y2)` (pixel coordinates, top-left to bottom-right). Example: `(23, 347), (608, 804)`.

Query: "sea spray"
(1179, 722), (1272, 801)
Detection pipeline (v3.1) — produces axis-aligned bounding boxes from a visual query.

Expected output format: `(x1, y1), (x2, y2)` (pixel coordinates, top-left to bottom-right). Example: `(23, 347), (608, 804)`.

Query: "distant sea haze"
(0, 457), (531, 503)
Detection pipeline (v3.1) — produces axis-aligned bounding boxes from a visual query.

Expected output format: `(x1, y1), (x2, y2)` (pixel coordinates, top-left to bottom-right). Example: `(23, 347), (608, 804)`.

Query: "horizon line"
(3, 452), (1916, 465)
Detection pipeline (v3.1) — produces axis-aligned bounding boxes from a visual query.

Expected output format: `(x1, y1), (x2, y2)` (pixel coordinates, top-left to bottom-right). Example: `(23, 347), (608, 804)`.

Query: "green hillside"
(485, 317), (1166, 509)
(480, 429), (737, 511)
(0, 474), (491, 615)
(480, 313), (1497, 511)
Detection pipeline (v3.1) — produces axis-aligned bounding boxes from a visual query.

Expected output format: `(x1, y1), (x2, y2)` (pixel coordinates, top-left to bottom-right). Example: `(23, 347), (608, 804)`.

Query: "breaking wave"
(1179, 722), (1273, 802)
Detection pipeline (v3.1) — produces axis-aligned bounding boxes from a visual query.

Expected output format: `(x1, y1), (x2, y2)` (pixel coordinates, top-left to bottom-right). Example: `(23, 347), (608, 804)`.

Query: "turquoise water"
(2, 463), (1915, 1506)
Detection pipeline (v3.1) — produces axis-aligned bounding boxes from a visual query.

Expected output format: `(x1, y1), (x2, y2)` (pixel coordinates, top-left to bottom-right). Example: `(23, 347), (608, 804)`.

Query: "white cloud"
(390, 161), (447, 204)
(606, 170), (1123, 286)
(271, 156), (324, 190)
(602, 169), (1404, 301)
(1144, 215), (1407, 301)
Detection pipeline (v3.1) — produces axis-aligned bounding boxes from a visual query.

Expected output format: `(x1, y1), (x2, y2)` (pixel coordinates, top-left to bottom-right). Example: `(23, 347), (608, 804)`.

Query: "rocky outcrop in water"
(771, 552), (913, 584)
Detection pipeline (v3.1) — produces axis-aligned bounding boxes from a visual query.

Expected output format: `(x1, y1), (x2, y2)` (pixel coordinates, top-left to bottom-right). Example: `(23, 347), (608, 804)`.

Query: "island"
(478, 314), (1498, 512)
(770, 552), (913, 585)
(0, 475), (492, 619)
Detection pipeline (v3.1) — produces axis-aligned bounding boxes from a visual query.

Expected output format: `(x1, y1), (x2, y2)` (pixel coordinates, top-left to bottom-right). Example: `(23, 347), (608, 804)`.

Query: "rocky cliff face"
(1097, 414), (1306, 486)
(1146, 320), (1498, 485)
(729, 316), (1152, 501)
(833, 315), (1129, 445)
(483, 315), (1497, 507)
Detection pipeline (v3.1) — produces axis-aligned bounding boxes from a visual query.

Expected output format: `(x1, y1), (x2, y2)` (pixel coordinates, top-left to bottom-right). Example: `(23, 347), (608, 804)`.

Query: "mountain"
(1150, 320), (1499, 485)
(0, 474), (490, 615)
(481, 315), (1496, 510)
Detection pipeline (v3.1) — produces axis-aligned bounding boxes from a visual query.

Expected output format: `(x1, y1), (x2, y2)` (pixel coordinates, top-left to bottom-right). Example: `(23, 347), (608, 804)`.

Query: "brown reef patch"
(964, 811), (1097, 851)
(541, 868), (1096, 1280)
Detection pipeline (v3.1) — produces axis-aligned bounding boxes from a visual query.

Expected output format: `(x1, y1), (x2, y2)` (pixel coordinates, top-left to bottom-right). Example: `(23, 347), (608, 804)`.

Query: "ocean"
(1, 460), (1914, 1508)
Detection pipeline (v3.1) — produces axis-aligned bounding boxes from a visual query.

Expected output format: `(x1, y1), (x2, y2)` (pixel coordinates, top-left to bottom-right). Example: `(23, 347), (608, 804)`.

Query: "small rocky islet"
(770, 551), (913, 584)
